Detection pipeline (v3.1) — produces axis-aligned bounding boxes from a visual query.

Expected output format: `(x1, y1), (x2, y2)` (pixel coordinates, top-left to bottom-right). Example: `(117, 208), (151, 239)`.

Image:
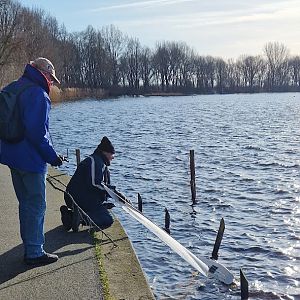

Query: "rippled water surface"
(50, 94), (300, 299)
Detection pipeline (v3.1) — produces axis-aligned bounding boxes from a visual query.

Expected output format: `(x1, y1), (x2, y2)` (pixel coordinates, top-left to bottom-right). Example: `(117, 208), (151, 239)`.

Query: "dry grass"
(50, 86), (108, 102)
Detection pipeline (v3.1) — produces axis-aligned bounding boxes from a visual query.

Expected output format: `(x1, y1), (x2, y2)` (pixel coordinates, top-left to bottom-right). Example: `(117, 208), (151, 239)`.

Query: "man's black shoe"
(81, 216), (88, 226)
(60, 205), (72, 231)
(24, 253), (58, 266)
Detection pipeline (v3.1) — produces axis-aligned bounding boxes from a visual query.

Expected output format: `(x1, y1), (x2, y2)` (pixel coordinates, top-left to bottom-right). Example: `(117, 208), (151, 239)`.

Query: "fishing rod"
(102, 183), (234, 285)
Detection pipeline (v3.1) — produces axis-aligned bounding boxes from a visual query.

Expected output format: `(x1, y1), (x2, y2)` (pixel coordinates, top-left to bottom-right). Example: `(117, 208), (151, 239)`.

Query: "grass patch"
(92, 231), (115, 300)
(50, 86), (108, 102)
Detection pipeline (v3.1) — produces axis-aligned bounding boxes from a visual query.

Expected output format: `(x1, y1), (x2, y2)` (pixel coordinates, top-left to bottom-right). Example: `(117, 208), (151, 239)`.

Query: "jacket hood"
(22, 64), (50, 94)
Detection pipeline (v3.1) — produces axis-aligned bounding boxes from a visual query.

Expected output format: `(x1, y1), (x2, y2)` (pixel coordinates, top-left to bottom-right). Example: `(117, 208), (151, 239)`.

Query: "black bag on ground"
(0, 81), (35, 143)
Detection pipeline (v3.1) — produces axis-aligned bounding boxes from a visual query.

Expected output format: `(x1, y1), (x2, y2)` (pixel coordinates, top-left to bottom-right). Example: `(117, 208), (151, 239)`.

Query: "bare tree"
(139, 46), (152, 91)
(101, 25), (125, 87)
(264, 42), (290, 90)
(289, 56), (300, 87)
(152, 42), (171, 91)
(237, 55), (265, 91)
(206, 56), (216, 90)
(226, 59), (240, 92)
(215, 58), (227, 93)
(168, 41), (187, 89)
(121, 37), (141, 92)
(0, 0), (21, 67)
(177, 42), (194, 90)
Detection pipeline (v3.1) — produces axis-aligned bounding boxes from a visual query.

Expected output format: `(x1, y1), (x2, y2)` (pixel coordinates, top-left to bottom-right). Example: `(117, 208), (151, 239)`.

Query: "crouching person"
(60, 136), (115, 232)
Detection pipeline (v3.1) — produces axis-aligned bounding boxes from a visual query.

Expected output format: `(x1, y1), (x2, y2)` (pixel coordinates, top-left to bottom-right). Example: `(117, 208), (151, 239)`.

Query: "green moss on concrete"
(96, 220), (155, 300)
(93, 232), (115, 300)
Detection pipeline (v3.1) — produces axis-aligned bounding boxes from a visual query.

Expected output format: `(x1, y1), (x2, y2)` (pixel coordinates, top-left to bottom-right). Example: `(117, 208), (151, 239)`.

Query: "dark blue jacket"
(65, 153), (110, 212)
(0, 64), (58, 173)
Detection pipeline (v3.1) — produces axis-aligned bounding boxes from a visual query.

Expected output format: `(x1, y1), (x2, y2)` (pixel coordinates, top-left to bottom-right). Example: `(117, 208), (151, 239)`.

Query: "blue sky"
(19, 0), (300, 58)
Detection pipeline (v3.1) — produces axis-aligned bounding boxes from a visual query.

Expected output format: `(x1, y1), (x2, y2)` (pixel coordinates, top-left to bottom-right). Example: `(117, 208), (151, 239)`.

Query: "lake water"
(50, 93), (300, 300)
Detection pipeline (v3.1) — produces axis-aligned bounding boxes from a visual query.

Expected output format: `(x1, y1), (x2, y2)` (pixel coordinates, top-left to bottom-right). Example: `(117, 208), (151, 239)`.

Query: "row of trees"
(1, 0), (300, 95)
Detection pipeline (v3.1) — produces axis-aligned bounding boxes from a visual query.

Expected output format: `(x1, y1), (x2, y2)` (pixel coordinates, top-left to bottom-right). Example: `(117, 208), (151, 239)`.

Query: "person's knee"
(85, 209), (114, 229)
(101, 214), (114, 229)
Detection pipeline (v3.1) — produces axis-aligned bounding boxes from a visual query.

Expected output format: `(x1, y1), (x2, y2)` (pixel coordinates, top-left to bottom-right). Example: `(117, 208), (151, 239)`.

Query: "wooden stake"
(138, 193), (143, 212)
(190, 150), (196, 204)
(240, 269), (249, 299)
(75, 149), (81, 166)
(211, 218), (225, 260)
(164, 208), (170, 234)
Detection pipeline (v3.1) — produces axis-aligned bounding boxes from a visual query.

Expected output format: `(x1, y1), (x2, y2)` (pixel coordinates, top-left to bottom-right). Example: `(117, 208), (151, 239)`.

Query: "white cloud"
(108, 0), (300, 58)
(112, 0), (300, 29)
(90, 0), (195, 12)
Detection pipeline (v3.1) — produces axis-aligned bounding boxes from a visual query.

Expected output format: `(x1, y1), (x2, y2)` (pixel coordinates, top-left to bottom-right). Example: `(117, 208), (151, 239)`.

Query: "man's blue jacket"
(0, 64), (58, 173)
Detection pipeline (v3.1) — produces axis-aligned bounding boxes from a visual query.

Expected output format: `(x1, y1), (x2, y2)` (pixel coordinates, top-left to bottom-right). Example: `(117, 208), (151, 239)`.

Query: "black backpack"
(0, 81), (35, 143)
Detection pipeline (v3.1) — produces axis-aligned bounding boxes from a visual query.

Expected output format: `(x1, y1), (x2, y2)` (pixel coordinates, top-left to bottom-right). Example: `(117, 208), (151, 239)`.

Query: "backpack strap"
(16, 83), (36, 97)
(3, 81), (36, 97)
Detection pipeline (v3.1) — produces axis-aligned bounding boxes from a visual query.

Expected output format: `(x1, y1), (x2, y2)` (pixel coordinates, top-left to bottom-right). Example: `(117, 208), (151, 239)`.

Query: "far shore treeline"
(1, 0), (300, 102)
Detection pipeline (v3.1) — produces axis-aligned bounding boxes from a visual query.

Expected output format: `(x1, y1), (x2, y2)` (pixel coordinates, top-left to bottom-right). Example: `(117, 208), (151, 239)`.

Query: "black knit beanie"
(96, 136), (115, 154)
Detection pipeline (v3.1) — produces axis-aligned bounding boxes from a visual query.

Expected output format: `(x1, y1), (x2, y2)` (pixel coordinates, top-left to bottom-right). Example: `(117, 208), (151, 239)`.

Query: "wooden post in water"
(211, 218), (225, 260)
(190, 150), (196, 204)
(164, 208), (170, 234)
(240, 269), (249, 300)
(138, 193), (143, 212)
(75, 149), (81, 166)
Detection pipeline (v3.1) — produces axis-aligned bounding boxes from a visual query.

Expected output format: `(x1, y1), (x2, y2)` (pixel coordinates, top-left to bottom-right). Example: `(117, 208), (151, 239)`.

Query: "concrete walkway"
(0, 164), (102, 299)
(0, 164), (154, 300)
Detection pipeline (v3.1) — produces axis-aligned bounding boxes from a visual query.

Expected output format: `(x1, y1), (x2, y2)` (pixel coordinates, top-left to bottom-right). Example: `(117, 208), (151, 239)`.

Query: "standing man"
(61, 136), (115, 232)
(0, 58), (63, 265)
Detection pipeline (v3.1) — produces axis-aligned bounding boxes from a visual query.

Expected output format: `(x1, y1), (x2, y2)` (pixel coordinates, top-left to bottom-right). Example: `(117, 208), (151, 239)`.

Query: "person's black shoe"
(81, 216), (88, 226)
(24, 253), (58, 266)
(72, 206), (81, 232)
(60, 205), (72, 231)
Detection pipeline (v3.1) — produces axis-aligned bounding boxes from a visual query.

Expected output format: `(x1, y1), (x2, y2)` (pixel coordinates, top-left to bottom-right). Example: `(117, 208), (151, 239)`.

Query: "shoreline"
(50, 86), (300, 103)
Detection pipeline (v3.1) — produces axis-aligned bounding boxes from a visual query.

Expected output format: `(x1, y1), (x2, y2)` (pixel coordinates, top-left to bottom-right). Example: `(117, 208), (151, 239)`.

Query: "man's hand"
(51, 155), (63, 167)
(114, 189), (127, 201)
(107, 184), (116, 190)
(59, 155), (69, 162)
(102, 202), (115, 209)
(105, 185), (128, 202)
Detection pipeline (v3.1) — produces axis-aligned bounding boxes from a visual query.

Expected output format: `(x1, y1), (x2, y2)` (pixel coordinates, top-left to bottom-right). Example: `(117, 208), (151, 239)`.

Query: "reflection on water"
(51, 93), (300, 299)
